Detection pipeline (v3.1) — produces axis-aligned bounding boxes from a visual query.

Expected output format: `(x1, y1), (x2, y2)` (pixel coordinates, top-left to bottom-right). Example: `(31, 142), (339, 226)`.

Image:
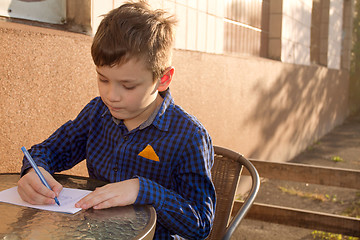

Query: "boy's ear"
(157, 67), (174, 92)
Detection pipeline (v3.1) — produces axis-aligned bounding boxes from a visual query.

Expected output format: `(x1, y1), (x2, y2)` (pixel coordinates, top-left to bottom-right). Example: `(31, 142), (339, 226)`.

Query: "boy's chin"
(110, 112), (126, 120)
(107, 108), (124, 118)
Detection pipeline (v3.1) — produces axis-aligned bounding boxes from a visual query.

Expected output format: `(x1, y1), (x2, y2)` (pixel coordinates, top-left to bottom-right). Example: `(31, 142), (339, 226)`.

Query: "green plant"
(325, 194), (338, 202)
(236, 193), (246, 201)
(278, 186), (328, 202)
(331, 156), (344, 162)
(312, 230), (359, 240)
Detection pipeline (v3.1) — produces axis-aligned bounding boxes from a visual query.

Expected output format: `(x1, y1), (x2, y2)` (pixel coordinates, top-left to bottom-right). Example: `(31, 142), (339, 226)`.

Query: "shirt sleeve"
(134, 128), (215, 240)
(20, 98), (99, 176)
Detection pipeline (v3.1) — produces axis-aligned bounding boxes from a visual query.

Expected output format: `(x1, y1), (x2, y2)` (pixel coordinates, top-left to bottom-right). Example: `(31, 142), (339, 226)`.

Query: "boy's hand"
(75, 178), (140, 210)
(17, 167), (63, 205)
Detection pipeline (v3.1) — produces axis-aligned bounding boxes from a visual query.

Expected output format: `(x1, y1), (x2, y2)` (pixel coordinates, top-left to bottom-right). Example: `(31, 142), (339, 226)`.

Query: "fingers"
(75, 185), (116, 209)
(93, 197), (120, 210)
(75, 179), (140, 210)
(17, 168), (63, 205)
(46, 175), (63, 197)
(18, 178), (55, 205)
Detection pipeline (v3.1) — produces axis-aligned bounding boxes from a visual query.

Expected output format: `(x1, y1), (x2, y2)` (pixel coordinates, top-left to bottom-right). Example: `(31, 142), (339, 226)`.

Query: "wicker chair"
(207, 146), (260, 240)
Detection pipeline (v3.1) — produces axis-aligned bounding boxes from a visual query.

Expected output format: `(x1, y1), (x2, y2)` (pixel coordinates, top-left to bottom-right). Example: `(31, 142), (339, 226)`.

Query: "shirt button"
(113, 168), (118, 172)
(123, 136), (129, 141)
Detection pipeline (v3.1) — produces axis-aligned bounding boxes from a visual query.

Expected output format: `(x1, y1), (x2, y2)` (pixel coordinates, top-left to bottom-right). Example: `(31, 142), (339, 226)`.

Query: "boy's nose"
(107, 85), (122, 102)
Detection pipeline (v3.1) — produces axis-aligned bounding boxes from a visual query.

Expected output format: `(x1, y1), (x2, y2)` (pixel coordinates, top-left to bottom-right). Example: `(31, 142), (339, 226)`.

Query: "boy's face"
(96, 58), (160, 128)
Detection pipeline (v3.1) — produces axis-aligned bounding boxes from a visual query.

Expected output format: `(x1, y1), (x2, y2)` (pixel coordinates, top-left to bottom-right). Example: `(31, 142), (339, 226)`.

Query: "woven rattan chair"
(207, 146), (260, 240)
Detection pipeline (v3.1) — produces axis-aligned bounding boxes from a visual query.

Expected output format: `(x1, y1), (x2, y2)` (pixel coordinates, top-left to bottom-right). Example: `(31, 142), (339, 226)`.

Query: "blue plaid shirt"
(21, 90), (215, 239)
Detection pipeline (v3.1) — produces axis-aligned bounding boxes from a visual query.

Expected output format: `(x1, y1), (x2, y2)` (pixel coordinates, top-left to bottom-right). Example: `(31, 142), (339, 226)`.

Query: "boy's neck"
(123, 93), (164, 131)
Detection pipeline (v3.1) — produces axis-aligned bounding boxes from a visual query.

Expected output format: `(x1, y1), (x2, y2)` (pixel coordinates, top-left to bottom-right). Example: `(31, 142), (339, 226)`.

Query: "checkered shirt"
(21, 89), (216, 239)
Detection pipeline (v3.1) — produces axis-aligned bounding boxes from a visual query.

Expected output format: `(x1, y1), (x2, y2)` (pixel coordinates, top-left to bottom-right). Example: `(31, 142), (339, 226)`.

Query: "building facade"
(0, 0), (354, 174)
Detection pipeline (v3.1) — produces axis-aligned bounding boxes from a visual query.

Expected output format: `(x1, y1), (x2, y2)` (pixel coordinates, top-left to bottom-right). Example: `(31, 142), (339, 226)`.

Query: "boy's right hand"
(17, 167), (63, 205)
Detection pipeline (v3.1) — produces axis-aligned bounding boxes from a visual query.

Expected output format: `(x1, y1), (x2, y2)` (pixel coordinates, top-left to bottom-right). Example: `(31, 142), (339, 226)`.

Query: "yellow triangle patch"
(138, 144), (159, 162)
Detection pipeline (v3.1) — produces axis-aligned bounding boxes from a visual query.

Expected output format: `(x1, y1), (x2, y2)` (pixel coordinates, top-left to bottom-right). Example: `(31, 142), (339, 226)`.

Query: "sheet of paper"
(0, 186), (92, 214)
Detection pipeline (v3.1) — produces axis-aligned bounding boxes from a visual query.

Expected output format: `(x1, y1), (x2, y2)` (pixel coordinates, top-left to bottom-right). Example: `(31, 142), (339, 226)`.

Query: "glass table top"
(0, 173), (156, 240)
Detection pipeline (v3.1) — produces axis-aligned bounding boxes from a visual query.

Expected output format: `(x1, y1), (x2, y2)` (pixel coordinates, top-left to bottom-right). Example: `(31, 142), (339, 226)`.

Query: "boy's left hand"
(75, 178), (139, 210)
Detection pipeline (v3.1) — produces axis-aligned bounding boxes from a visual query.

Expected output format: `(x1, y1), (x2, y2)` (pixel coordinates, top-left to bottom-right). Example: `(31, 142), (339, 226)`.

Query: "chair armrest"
(222, 155), (261, 240)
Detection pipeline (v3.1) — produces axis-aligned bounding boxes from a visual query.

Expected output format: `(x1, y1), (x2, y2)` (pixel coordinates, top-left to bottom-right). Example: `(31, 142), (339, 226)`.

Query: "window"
(0, 0), (66, 25)
(224, 0), (269, 57)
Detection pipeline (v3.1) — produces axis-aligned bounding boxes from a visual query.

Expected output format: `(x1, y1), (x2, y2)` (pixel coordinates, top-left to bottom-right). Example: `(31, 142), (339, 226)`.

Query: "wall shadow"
(242, 64), (348, 162)
(349, 0), (360, 114)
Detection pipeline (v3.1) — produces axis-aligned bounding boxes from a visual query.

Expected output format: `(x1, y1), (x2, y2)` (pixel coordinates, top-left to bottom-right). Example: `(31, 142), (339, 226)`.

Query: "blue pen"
(21, 147), (60, 206)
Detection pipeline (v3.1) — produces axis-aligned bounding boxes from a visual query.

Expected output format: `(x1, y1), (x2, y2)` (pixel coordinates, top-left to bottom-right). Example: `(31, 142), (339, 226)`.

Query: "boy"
(17, 1), (215, 239)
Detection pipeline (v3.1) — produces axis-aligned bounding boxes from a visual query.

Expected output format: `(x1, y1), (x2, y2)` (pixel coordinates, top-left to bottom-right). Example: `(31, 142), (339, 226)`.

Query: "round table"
(0, 173), (156, 240)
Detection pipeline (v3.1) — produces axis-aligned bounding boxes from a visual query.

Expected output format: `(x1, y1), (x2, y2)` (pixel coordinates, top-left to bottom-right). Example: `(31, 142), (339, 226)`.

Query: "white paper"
(0, 186), (92, 214)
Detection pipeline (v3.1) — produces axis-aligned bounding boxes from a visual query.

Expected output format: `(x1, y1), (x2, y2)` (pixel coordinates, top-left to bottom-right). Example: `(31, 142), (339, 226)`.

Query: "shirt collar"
(138, 103), (161, 130)
(149, 89), (174, 131)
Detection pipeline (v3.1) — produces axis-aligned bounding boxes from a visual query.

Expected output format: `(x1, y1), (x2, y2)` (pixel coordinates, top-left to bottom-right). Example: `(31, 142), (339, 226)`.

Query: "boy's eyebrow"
(96, 70), (113, 80)
(96, 69), (133, 83)
(96, 70), (105, 78)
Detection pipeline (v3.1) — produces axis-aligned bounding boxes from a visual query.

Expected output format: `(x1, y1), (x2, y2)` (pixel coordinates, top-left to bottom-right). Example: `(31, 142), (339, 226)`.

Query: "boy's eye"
(124, 85), (136, 90)
(98, 78), (108, 83)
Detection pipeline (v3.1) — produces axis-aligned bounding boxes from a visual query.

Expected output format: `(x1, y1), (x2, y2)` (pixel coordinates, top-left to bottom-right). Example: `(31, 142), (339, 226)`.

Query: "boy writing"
(17, 1), (215, 239)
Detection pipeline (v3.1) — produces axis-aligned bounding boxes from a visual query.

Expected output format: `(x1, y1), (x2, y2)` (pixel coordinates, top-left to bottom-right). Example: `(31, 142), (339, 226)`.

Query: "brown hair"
(91, 0), (177, 80)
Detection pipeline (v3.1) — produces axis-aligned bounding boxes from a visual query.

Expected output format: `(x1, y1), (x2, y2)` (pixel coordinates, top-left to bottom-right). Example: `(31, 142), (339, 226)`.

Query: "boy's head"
(91, 0), (177, 81)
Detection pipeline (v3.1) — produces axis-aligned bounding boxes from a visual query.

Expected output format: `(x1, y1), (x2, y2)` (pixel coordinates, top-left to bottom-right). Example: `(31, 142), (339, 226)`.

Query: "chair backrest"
(207, 146), (260, 240)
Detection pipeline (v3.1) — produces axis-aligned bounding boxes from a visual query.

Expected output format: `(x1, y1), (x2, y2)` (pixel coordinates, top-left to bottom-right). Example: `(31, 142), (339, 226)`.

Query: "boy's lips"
(110, 107), (124, 111)
(107, 105), (124, 111)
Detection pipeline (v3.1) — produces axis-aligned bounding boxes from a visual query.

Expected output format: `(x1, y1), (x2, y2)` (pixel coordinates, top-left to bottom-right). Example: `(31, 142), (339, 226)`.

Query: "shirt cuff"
(20, 157), (51, 177)
(134, 176), (165, 210)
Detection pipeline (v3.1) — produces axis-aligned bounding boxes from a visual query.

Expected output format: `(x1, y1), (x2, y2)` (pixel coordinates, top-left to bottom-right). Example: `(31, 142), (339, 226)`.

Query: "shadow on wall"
(349, 0), (360, 115)
(171, 49), (348, 164)
(243, 65), (348, 161)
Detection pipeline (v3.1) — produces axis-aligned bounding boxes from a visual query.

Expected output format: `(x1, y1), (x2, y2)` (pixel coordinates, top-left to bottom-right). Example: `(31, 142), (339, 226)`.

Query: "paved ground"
(232, 111), (360, 240)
